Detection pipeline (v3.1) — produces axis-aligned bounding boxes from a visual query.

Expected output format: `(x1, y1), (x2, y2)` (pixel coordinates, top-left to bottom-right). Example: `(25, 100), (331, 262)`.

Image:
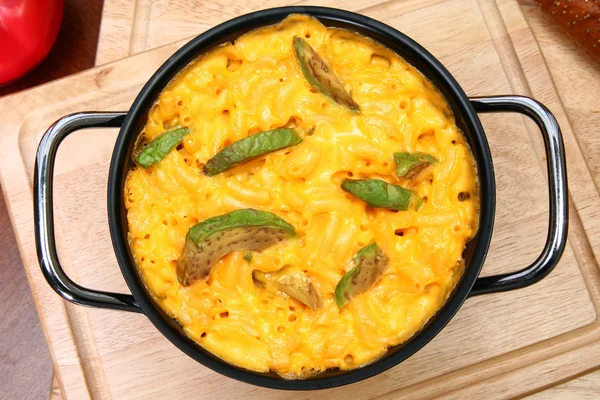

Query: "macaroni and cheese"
(125, 14), (479, 378)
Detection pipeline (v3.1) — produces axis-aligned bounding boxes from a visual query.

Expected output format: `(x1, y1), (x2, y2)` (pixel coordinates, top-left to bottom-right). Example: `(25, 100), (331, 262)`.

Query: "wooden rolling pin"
(536, 0), (600, 61)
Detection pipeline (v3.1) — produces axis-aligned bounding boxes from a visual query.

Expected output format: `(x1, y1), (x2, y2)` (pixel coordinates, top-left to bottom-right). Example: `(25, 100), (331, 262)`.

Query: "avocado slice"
(293, 37), (360, 113)
(177, 209), (296, 286)
(341, 178), (423, 211)
(253, 268), (324, 310)
(335, 243), (389, 308)
(135, 127), (190, 168)
(203, 128), (303, 176)
(394, 152), (437, 179)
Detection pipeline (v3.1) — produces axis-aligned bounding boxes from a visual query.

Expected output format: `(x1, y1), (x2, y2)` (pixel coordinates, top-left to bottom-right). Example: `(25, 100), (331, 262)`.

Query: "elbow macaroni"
(125, 14), (479, 377)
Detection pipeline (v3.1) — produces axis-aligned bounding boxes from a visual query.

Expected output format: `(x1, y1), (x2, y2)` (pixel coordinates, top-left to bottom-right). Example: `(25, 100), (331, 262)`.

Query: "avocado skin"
(203, 128), (302, 176)
(293, 36), (360, 113)
(341, 178), (421, 211)
(394, 152), (436, 179)
(177, 209), (296, 286)
(335, 243), (389, 309)
(253, 268), (324, 310)
(135, 127), (190, 168)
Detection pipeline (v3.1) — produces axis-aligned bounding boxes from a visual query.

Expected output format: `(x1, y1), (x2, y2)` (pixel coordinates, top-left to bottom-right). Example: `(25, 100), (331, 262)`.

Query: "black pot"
(34, 6), (568, 390)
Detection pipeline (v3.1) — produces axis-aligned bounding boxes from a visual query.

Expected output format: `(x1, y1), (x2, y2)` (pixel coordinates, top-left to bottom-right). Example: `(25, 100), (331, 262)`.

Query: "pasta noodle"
(125, 14), (479, 378)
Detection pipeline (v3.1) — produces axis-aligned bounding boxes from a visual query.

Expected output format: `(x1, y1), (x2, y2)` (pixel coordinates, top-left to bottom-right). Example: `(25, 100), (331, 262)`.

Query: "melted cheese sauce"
(125, 14), (479, 378)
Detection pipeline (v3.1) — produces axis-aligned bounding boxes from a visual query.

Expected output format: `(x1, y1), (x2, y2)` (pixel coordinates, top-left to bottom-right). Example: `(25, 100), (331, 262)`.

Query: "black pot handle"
(468, 95), (568, 296)
(34, 112), (143, 313)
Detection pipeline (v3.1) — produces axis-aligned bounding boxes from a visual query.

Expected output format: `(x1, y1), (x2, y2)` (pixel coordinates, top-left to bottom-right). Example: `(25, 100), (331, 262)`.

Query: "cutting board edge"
(0, 135), (94, 399)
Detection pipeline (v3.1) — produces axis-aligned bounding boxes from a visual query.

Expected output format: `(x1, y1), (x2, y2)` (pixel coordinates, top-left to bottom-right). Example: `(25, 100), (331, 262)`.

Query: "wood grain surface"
(527, 368), (600, 399)
(0, 1), (103, 399)
(521, 0), (600, 205)
(0, 185), (52, 400)
(518, 0), (600, 396)
(3, 0), (600, 398)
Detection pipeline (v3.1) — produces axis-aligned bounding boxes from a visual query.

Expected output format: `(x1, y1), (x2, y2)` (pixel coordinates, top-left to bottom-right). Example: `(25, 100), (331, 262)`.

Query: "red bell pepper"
(0, 0), (64, 85)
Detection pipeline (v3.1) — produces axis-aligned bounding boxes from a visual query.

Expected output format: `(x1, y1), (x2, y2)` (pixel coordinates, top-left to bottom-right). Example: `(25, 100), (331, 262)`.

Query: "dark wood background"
(0, 0), (104, 398)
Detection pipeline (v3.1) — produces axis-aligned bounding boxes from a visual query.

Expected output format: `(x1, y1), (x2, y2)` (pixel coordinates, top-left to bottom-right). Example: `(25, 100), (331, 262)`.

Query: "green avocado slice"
(335, 243), (389, 309)
(341, 178), (423, 211)
(177, 209), (297, 286)
(253, 268), (324, 310)
(203, 128), (302, 176)
(394, 152), (437, 179)
(293, 37), (360, 113)
(135, 127), (190, 168)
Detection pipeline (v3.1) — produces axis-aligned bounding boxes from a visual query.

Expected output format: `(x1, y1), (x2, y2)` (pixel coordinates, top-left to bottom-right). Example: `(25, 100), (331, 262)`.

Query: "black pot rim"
(107, 6), (495, 390)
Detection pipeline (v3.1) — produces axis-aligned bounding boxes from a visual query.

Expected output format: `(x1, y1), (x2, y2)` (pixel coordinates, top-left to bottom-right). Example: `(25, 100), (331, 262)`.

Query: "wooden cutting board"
(2, 0), (600, 399)
(518, 1), (600, 395)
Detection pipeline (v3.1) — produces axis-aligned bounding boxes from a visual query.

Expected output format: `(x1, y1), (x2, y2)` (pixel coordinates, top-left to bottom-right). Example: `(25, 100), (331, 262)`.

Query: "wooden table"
(1, 0), (599, 398)
(0, 1), (104, 399)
